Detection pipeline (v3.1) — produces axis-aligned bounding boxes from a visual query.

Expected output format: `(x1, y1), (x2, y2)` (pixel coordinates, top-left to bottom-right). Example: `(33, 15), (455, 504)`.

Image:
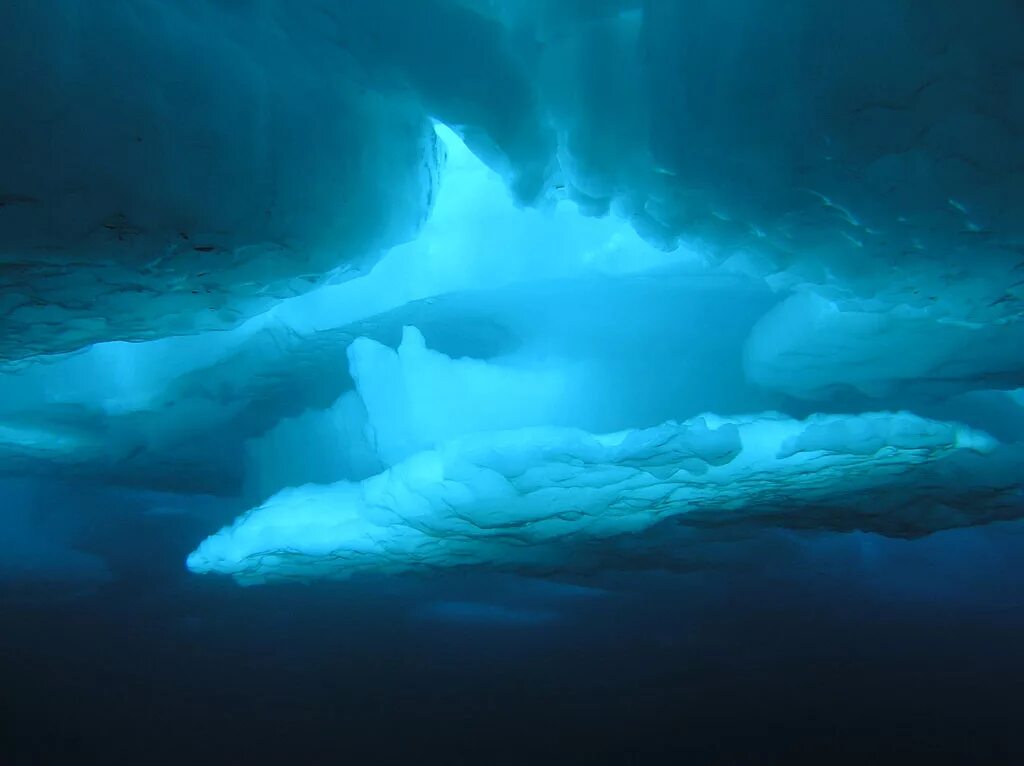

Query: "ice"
(745, 292), (1024, 399)
(187, 411), (1009, 583)
(0, 127), (765, 497)
(243, 392), (383, 502)
(0, 1), (440, 359)
(4, 2), (1022, 360)
(1, 4), (1022, 585)
(348, 326), (572, 464)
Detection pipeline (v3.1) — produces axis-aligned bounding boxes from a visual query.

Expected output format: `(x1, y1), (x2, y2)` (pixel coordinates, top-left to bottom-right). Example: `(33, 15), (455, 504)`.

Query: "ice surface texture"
(187, 409), (1007, 583)
(2, 1), (1022, 358)
(0, 1), (441, 359)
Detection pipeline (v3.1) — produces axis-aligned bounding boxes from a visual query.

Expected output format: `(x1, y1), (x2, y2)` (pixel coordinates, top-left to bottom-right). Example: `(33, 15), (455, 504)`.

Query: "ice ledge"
(187, 411), (1008, 584)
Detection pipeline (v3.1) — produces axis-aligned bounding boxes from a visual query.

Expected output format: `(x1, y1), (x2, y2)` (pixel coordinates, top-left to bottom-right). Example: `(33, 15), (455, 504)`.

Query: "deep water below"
(2, 482), (1022, 764)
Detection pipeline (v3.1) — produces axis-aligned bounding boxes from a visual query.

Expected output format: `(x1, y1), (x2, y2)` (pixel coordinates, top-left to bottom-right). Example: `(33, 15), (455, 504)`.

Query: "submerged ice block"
(187, 412), (1006, 584)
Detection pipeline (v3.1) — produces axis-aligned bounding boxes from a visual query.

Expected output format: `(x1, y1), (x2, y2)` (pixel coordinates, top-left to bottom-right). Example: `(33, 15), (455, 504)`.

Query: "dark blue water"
(3, 480), (1022, 764)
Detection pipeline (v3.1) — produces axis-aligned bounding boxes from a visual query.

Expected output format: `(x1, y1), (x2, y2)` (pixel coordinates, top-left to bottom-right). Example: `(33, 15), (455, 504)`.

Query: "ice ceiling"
(2, 1), (1023, 583)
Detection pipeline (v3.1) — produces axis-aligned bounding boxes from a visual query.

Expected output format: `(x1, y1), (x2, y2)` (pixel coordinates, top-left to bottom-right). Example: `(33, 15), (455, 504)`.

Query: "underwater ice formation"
(187, 407), (1008, 583)
(0, 1), (441, 359)
(187, 326), (1021, 583)
(3, 1), (1022, 359)
(2, 2), (1023, 584)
